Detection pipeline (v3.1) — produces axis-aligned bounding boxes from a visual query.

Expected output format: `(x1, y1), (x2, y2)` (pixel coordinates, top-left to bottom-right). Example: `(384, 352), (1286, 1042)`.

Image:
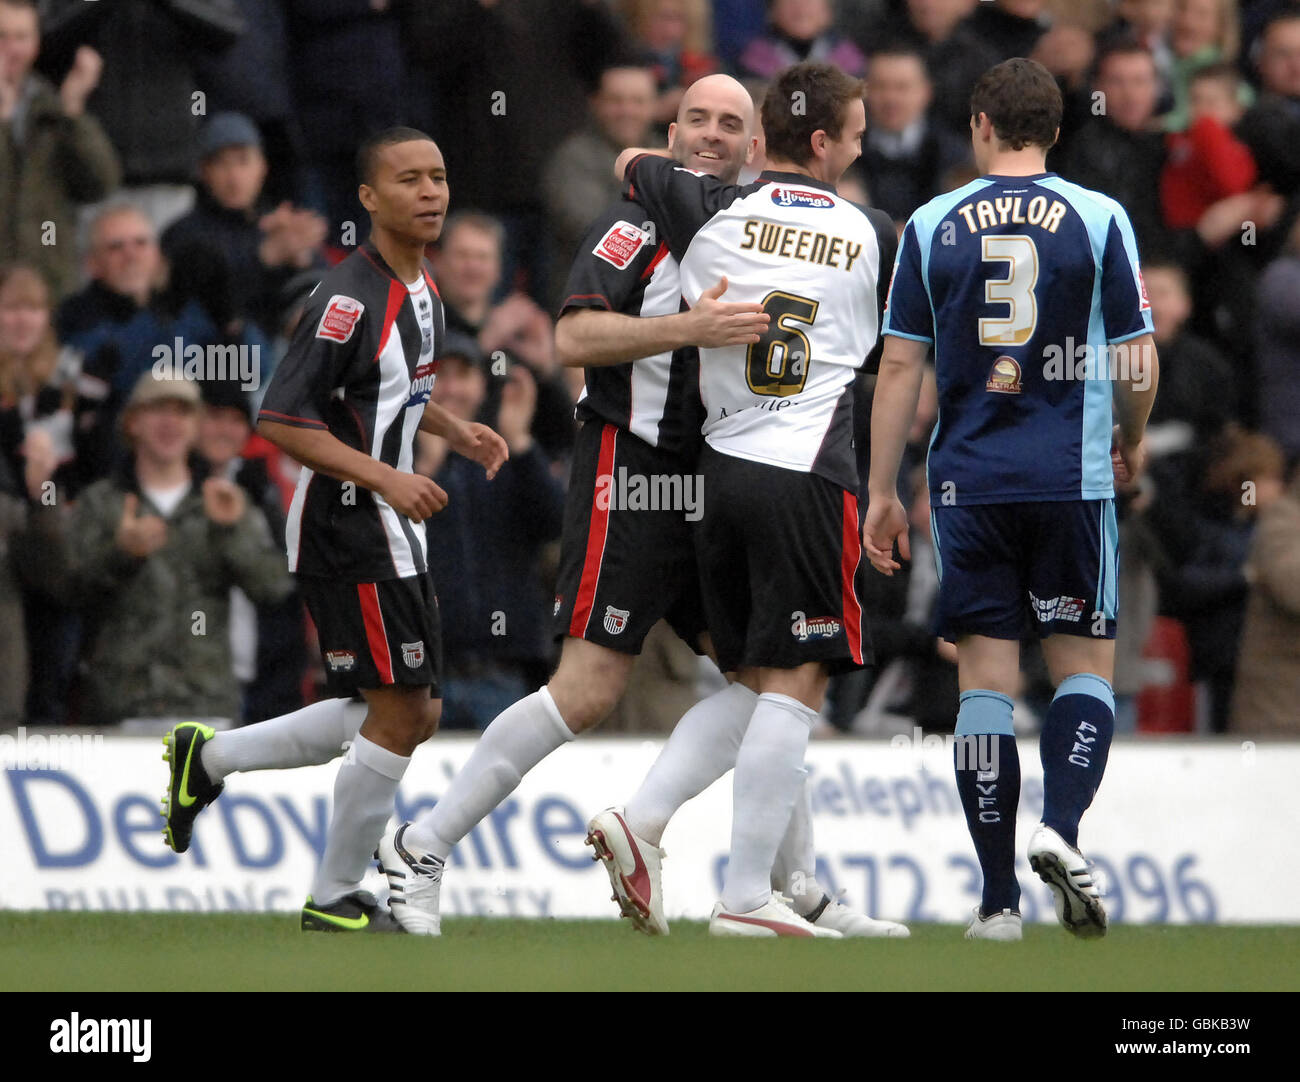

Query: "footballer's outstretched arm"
(258, 419), (448, 522)
(614, 146), (670, 180)
(863, 334), (929, 574)
(556, 279), (768, 367)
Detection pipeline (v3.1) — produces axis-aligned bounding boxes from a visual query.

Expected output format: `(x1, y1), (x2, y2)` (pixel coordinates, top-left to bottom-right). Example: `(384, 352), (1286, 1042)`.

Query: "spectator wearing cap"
(737, 0), (866, 81)
(418, 338), (565, 729)
(0, 0), (120, 299)
(38, 0), (246, 232)
(162, 112), (327, 343)
(197, 377), (307, 722)
(56, 202), (220, 492)
(36, 371), (291, 724)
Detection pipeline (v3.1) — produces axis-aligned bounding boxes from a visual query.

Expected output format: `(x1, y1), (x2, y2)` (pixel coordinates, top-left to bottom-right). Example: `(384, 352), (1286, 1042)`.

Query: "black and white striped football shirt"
(258, 241), (443, 581)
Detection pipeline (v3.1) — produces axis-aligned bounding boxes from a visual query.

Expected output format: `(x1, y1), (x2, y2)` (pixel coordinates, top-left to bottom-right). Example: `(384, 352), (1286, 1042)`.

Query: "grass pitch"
(2, 914), (1297, 991)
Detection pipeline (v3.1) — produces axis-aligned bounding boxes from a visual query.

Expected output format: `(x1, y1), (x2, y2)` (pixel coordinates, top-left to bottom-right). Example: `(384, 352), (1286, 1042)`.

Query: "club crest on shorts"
(316, 295), (364, 343)
(325, 649), (357, 672)
(401, 640), (425, 668)
(603, 606), (630, 635)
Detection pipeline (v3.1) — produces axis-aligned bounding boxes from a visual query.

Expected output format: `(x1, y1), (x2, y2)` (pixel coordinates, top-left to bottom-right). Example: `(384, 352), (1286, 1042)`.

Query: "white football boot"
(964, 907), (1023, 941)
(377, 823), (444, 936)
(805, 893), (910, 937)
(585, 808), (668, 935)
(710, 894), (843, 938)
(1027, 822), (1107, 939)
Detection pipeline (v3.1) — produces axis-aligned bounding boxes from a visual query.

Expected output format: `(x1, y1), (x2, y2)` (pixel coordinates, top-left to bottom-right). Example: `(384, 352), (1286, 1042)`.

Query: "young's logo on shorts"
(324, 649), (357, 672)
(986, 356), (1023, 394)
(401, 640), (425, 667)
(770, 186), (834, 209)
(603, 606), (630, 635)
(316, 295), (364, 343)
(790, 610), (841, 642)
(553, 594), (563, 617)
(1029, 592), (1087, 623)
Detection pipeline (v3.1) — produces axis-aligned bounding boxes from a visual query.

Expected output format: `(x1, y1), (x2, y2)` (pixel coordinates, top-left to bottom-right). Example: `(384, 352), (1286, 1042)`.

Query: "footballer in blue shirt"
(864, 58), (1160, 942)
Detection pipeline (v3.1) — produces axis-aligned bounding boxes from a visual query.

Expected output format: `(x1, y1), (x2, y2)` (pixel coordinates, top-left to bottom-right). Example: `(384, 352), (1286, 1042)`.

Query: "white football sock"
(721, 692), (818, 914)
(201, 698), (367, 782)
(310, 733), (410, 906)
(772, 771), (828, 915)
(624, 682), (757, 845)
(404, 687), (574, 860)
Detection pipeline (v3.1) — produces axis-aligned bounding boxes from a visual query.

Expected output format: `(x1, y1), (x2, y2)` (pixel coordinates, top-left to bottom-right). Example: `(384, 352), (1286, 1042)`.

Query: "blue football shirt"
(883, 173), (1154, 506)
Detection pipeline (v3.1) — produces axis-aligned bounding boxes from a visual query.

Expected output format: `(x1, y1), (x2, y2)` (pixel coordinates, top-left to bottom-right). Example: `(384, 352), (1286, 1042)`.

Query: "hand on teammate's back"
(863, 496), (911, 576)
(115, 493), (168, 558)
(380, 469), (449, 522)
(686, 277), (769, 348)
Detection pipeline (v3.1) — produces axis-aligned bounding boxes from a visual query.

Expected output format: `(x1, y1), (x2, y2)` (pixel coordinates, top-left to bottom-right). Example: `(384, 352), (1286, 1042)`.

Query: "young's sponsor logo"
(770, 186), (834, 210)
(790, 610), (842, 642)
(316, 295), (364, 343)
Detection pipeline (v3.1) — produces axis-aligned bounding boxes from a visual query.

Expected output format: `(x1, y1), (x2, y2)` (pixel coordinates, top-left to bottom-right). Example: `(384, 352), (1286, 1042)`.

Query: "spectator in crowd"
(0, 435), (31, 725)
(0, 265), (84, 723)
(621, 0), (720, 127)
(0, 265), (80, 490)
(1162, 0), (1246, 130)
(1230, 463), (1300, 734)
(162, 112), (326, 343)
(1142, 258), (1238, 441)
(1161, 63), (1257, 228)
(1255, 214), (1300, 462)
(57, 202), (218, 492)
(407, 0), (627, 298)
(970, 0), (1051, 63)
(0, 0), (120, 300)
(849, 0), (1001, 143)
(543, 59), (658, 303)
(1156, 426), (1285, 732)
(418, 337), (565, 729)
(42, 372), (291, 724)
(1099, 0), (1176, 99)
(1236, 11), (1300, 202)
(38, 0), (246, 231)
(711, 0), (768, 70)
(434, 211), (575, 462)
(853, 47), (970, 223)
(197, 377), (307, 723)
(737, 0), (866, 81)
(192, 0), (304, 207)
(1059, 42), (1171, 252)
(285, 0), (409, 240)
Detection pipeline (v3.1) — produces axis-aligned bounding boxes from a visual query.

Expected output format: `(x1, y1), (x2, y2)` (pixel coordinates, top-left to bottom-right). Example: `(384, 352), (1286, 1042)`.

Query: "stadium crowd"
(0, 0), (1297, 736)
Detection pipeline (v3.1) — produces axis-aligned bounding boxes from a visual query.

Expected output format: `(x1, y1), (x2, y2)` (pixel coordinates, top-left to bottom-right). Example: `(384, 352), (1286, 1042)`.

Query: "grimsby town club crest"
(603, 606), (630, 635)
(401, 640), (425, 668)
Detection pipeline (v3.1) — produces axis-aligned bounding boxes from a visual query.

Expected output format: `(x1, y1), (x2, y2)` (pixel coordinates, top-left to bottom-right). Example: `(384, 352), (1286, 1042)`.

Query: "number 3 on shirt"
(746, 291), (819, 397)
(979, 235), (1039, 347)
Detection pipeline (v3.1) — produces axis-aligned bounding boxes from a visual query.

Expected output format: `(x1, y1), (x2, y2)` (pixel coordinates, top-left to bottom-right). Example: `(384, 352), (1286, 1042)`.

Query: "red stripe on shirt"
(569, 424), (618, 638)
(358, 582), (394, 683)
(841, 490), (864, 665)
(640, 242), (669, 280)
(258, 408), (327, 428)
(371, 278), (408, 366)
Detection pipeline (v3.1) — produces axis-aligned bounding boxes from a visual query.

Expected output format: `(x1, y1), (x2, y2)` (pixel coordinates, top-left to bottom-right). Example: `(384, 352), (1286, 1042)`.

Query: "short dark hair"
(1093, 37), (1157, 82)
(761, 61), (865, 167)
(969, 58), (1062, 152)
(356, 126), (437, 186)
(1189, 61), (1242, 92)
